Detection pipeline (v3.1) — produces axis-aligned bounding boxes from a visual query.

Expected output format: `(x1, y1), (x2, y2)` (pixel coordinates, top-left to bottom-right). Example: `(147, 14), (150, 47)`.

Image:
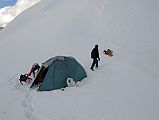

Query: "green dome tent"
(30, 56), (87, 91)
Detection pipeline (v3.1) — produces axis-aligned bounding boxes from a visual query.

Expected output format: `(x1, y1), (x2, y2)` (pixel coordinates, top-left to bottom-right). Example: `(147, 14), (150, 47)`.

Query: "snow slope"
(0, 0), (159, 120)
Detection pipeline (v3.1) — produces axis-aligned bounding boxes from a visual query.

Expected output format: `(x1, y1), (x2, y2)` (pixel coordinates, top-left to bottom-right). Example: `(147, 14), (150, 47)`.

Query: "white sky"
(0, 0), (40, 27)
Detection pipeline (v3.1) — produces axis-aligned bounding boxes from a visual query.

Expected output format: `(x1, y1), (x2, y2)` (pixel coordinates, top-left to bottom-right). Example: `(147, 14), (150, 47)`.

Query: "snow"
(0, 0), (159, 120)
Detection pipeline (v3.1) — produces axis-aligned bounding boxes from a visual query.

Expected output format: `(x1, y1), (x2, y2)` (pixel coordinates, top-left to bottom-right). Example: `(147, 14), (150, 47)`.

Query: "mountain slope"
(0, 0), (159, 120)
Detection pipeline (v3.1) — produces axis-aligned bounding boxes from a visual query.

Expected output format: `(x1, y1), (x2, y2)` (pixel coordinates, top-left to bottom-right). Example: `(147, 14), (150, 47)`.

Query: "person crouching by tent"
(90, 44), (100, 71)
(28, 63), (40, 78)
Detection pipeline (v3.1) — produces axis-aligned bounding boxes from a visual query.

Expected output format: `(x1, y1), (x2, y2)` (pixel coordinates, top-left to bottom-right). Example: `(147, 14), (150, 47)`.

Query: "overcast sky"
(0, 0), (40, 27)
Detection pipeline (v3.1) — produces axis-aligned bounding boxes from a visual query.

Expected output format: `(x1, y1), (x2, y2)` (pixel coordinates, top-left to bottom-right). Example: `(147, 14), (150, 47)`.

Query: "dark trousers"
(32, 65), (40, 78)
(91, 58), (98, 69)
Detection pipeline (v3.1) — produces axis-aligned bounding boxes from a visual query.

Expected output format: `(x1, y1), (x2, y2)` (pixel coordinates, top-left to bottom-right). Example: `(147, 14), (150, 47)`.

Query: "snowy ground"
(0, 0), (159, 120)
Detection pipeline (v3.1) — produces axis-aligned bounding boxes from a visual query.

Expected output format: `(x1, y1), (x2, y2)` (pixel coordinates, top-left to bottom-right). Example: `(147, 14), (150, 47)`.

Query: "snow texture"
(0, 0), (159, 120)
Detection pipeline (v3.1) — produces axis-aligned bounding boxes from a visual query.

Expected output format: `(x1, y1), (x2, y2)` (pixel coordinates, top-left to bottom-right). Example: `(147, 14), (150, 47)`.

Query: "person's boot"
(90, 68), (94, 71)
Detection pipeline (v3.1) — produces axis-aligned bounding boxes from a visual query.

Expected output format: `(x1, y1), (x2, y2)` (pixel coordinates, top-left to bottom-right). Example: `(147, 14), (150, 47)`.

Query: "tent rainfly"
(30, 56), (87, 91)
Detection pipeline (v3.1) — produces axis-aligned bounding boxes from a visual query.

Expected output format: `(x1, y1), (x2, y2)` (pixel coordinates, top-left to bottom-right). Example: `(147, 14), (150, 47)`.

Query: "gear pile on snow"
(103, 49), (113, 57)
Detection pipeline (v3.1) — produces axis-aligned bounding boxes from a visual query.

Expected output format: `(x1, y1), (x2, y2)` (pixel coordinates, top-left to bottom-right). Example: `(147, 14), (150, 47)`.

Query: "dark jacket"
(31, 63), (40, 71)
(91, 46), (99, 59)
